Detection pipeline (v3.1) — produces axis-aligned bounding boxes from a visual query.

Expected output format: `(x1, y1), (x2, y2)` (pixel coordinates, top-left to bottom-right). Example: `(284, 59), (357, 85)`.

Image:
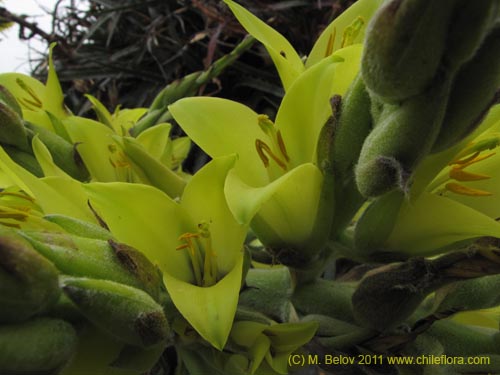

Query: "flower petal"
(31, 135), (70, 178)
(223, 0), (304, 90)
(225, 163), (323, 249)
(163, 253), (244, 350)
(181, 155), (246, 274)
(276, 47), (361, 167)
(0, 73), (53, 130)
(84, 182), (192, 282)
(44, 44), (69, 119)
(307, 0), (384, 67)
(411, 104), (500, 199)
(170, 97), (268, 186)
(387, 192), (500, 255)
(136, 123), (171, 160)
(0, 146), (92, 221)
(63, 116), (117, 182)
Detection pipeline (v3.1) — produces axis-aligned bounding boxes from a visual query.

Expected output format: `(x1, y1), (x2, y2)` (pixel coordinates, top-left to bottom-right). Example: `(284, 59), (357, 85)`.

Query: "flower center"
(434, 136), (500, 197)
(176, 221), (218, 287)
(255, 115), (290, 180)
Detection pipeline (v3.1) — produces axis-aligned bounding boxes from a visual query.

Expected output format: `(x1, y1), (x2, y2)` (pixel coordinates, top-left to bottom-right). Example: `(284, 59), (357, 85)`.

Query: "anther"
(276, 131), (290, 162)
(445, 182), (492, 197)
(255, 139), (288, 171)
(325, 30), (335, 57)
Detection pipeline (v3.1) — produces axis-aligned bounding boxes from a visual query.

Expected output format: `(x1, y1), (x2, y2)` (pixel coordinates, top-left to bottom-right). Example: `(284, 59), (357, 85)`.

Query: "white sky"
(0, 0), (56, 73)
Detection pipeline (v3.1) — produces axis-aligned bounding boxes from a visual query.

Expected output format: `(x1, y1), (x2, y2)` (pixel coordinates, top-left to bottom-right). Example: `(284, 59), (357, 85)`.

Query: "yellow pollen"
(176, 222), (218, 287)
(445, 182), (492, 197)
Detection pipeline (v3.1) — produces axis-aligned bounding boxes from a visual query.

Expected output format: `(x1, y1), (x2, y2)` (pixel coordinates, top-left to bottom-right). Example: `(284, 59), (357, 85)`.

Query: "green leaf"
(163, 253), (244, 350)
(225, 163), (322, 249)
(307, 0), (384, 67)
(170, 97), (268, 186)
(84, 182), (193, 282)
(223, 0), (304, 90)
(387, 192), (500, 255)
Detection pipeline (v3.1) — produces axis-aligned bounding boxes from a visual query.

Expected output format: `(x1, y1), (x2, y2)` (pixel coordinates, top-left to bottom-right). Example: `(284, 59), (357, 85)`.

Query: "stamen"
(445, 182), (492, 197)
(276, 130), (290, 162)
(325, 29), (336, 57)
(0, 191), (35, 202)
(177, 233), (202, 286)
(453, 136), (500, 161)
(450, 151), (480, 166)
(0, 211), (28, 221)
(198, 222), (217, 287)
(255, 139), (270, 167)
(257, 115), (275, 135)
(255, 139), (288, 171)
(341, 17), (365, 48)
(176, 223), (218, 287)
(449, 167), (491, 182)
(16, 78), (43, 109)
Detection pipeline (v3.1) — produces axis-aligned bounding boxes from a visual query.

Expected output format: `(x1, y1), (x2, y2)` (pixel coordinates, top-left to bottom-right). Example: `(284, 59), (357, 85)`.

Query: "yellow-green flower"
(170, 50), (359, 258)
(375, 105), (500, 256)
(84, 155), (246, 350)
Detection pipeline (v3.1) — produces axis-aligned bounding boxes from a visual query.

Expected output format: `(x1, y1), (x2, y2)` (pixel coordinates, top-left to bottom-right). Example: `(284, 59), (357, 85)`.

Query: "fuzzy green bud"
(0, 318), (77, 374)
(355, 76), (450, 197)
(352, 258), (446, 331)
(362, 0), (456, 102)
(62, 277), (170, 347)
(0, 228), (60, 323)
(20, 231), (163, 301)
(432, 27), (500, 152)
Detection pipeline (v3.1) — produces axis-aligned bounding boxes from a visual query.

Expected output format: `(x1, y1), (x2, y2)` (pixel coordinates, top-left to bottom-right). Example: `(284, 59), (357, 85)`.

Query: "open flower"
(223, 0), (384, 90)
(170, 50), (359, 260)
(84, 155), (246, 350)
(0, 45), (188, 198)
(370, 105), (500, 256)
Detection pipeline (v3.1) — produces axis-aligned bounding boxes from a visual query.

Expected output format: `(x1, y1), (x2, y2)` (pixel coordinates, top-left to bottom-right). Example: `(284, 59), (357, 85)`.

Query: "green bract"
(170, 49), (359, 258)
(84, 155), (246, 350)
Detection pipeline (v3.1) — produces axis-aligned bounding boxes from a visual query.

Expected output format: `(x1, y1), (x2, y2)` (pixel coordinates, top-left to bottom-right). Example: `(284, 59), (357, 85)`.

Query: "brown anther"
(255, 139), (287, 171)
(450, 151), (480, 166)
(276, 130), (290, 162)
(325, 29), (335, 57)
